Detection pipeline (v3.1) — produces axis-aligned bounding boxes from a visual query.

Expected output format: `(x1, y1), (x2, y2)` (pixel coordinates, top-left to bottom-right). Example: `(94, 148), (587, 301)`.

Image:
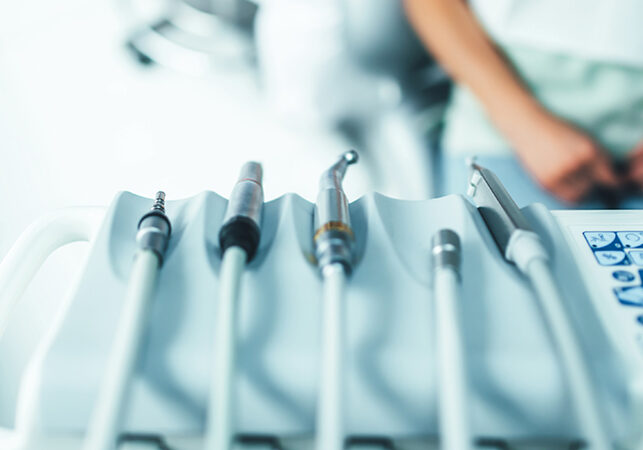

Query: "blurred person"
(404, 0), (643, 208)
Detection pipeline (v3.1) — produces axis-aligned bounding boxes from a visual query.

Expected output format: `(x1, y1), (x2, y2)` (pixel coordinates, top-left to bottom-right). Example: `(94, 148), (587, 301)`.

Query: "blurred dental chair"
(255, 0), (451, 199)
(122, 0), (452, 200)
(121, 0), (258, 74)
(340, 0), (451, 199)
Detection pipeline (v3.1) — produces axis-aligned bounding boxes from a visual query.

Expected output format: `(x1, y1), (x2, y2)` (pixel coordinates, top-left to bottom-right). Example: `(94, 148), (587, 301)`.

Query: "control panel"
(582, 231), (643, 309)
(554, 211), (643, 362)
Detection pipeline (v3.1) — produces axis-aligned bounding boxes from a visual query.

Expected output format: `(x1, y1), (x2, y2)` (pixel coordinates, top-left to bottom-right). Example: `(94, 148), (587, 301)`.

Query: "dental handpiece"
(314, 149), (359, 274)
(313, 150), (358, 450)
(431, 229), (472, 450)
(219, 162), (264, 261)
(468, 163), (611, 449)
(205, 162), (264, 450)
(84, 192), (171, 450)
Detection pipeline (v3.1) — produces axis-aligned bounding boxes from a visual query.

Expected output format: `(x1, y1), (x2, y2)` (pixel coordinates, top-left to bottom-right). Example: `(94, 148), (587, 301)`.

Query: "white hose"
(525, 257), (611, 449)
(316, 263), (347, 450)
(507, 231), (610, 448)
(205, 245), (247, 450)
(0, 207), (105, 340)
(433, 268), (472, 450)
(0, 207), (104, 448)
(83, 249), (160, 450)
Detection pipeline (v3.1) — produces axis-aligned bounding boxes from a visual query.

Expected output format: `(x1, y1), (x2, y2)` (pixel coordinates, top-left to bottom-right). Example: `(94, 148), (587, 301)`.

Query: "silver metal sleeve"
(314, 150), (358, 231)
(314, 188), (351, 232)
(222, 161), (264, 228)
(431, 229), (462, 276)
(137, 223), (171, 267)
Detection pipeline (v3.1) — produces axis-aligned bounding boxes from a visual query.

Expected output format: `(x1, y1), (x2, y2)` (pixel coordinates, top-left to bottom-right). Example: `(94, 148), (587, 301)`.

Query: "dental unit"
(0, 158), (642, 449)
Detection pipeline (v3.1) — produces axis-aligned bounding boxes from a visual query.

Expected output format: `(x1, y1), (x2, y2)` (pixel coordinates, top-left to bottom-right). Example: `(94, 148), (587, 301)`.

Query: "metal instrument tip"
(153, 191), (166, 213)
(343, 150), (359, 165)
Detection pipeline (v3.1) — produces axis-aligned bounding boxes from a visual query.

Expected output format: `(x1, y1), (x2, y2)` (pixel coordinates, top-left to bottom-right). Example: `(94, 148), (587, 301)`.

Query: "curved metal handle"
(315, 150), (359, 231)
(318, 150), (359, 192)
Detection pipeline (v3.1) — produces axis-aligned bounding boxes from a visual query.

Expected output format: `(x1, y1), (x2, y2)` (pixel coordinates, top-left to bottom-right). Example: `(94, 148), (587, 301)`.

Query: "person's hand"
(625, 140), (643, 191)
(506, 113), (620, 204)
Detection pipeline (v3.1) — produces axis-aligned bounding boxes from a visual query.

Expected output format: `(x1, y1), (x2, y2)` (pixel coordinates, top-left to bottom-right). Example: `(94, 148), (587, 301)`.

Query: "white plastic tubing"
(83, 249), (160, 450)
(205, 245), (248, 450)
(433, 267), (472, 450)
(316, 262), (347, 450)
(0, 207), (106, 340)
(526, 257), (611, 450)
(0, 207), (105, 449)
(508, 230), (611, 449)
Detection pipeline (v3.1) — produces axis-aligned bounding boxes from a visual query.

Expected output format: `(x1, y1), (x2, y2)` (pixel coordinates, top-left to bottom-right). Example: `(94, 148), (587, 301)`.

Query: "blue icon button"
(615, 286), (643, 306)
(613, 270), (636, 282)
(618, 232), (643, 248)
(629, 251), (643, 266)
(584, 232), (616, 249)
(595, 251), (627, 266)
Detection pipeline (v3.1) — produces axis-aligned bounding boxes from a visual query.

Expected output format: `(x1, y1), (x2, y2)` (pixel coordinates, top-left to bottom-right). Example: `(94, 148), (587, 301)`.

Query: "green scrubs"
(442, 44), (643, 160)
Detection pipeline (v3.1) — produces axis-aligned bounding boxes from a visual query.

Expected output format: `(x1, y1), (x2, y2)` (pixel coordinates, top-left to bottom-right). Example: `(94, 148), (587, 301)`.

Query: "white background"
(0, 0), (372, 426)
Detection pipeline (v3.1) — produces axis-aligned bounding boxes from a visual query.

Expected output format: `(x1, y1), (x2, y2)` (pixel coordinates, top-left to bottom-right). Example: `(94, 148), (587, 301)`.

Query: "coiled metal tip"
(137, 190), (171, 263)
(153, 191), (166, 213)
(343, 150), (359, 165)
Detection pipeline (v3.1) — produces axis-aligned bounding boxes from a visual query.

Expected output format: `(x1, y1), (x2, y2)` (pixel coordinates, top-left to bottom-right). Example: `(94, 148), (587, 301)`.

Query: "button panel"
(574, 226), (643, 359)
(595, 251), (628, 266)
(584, 231), (630, 265)
(617, 232), (643, 249)
(613, 270), (636, 282)
(615, 286), (643, 306)
(585, 232), (617, 249)
(584, 231), (643, 308)
(629, 251), (643, 266)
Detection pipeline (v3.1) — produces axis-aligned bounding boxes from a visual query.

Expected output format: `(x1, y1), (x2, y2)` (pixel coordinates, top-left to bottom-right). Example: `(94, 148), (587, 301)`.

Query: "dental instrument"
(83, 191), (171, 450)
(467, 163), (611, 449)
(205, 162), (264, 450)
(313, 150), (359, 450)
(431, 229), (472, 450)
